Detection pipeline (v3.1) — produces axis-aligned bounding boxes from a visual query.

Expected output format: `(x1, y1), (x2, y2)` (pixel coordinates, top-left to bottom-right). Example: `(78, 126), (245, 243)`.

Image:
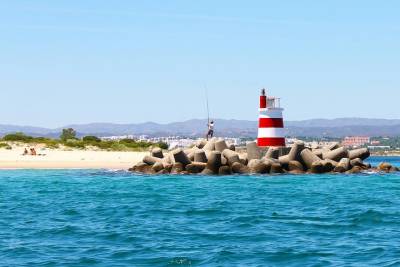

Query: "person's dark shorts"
(207, 130), (214, 137)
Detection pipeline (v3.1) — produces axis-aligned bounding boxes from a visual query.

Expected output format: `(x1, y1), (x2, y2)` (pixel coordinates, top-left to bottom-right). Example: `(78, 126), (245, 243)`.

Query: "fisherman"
(206, 120), (214, 140)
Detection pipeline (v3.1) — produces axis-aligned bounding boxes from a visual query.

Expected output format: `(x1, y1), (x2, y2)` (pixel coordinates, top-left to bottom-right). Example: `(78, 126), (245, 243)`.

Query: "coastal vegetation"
(371, 137), (400, 149)
(0, 142), (12, 150)
(0, 130), (168, 152)
(60, 128), (77, 141)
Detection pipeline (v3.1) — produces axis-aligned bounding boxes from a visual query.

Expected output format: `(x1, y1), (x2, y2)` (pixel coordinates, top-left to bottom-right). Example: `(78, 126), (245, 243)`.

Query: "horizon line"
(0, 117), (399, 130)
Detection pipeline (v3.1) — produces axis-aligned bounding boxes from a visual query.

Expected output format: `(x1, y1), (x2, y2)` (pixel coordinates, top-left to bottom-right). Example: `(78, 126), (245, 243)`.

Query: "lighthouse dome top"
(260, 88), (282, 110)
(267, 97), (281, 109)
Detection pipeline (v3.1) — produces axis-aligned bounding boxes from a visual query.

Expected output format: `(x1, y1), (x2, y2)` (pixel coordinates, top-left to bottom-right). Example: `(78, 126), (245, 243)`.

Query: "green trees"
(0, 130), (168, 151)
(60, 128), (77, 141)
(157, 142), (169, 150)
(3, 132), (33, 142)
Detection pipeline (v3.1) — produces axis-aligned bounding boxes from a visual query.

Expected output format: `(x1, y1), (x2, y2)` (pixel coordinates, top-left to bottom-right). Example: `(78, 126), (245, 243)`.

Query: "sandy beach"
(0, 148), (146, 170)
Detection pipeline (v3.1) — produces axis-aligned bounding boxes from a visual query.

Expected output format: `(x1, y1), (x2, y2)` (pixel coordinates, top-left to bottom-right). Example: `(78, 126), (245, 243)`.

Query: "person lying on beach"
(30, 148), (37, 156)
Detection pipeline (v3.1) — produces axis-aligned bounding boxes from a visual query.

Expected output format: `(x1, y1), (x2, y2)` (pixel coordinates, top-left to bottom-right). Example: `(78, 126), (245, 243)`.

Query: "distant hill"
(0, 124), (54, 136)
(0, 118), (399, 138)
(286, 118), (400, 128)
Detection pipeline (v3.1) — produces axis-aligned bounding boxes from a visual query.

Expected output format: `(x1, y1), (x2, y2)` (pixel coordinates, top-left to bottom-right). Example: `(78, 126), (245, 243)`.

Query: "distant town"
(100, 134), (400, 155)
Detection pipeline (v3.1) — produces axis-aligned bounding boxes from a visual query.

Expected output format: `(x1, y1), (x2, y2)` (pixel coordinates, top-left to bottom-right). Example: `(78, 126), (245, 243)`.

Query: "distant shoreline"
(370, 153), (400, 157)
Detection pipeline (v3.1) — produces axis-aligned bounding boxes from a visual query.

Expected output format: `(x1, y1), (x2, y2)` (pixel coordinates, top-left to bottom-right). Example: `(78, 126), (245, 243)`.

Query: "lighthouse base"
(257, 137), (286, 147)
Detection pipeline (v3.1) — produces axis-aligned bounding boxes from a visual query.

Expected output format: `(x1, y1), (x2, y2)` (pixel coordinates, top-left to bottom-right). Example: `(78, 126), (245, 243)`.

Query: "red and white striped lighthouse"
(257, 89), (286, 147)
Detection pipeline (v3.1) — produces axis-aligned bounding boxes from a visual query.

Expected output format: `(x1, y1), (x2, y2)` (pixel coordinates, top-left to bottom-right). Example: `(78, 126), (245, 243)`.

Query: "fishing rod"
(204, 85), (213, 140)
(205, 86), (210, 125)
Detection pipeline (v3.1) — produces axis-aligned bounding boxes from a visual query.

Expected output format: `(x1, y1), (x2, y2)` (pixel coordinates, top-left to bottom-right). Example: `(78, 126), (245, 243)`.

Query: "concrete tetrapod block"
(206, 151), (222, 174)
(157, 169), (170, 175)
(350, 158), (366, 168)
(310, 161), (325, 174)
(228, 144), (236, 151)
(196, 139), (207, 149)
(221, 156), (228, 166)
(171, 162), (184, 174)
(377, 162), (399, 172)
(218, 166), (232, 175)
(187, 152), (195, 162)
(185, 148), (197, 162)
(163, 153), (175, 165)
(312, 149), (325, 159)
(288, 161), (304, 172)
(248, 159), (270, 174)
(231, 162), (250, 174)
(348, 148), (370, 160)
(263, 158), (279, 165)
(286, 141), (305, 162)
(300, 149), (322, 170)
(377, 162), (392, 172)
(172, 149), (192, 166)
(162, 157), (172, 168)
(215, 140), (229, 152)
(263, 160), (273, 172)
(325, 142), (340, 151)
(194, 150), (208, 163)
(184, 148), (193, 154)
(185, 162), (207, 174)
(239, 153), (248, 166)
(247, 141), (262, 161)
(131, 162), (152, 173)
(322, 147), (349, 162)
(201, 168), (215, 175)
(334, 158), (351, 173)
(152, 162), (164, 173)
(265, 147), (279, 159)
(205, 151), (212, 162)
(222, 149), (241, 166)
(320, 160), (335, 173)
(278, 145), (293, 164)
(143, 155), (163, 166)
(278, 155), (290, 166)
(163, 163), (173, 173)
(270, 163), (284, 174)
(203, 139), (216, 151)
(346, 166), (363, 174)
(278, 147), (291, 157)
(151, 148), (164, 159)
(323, 159), (338, 168)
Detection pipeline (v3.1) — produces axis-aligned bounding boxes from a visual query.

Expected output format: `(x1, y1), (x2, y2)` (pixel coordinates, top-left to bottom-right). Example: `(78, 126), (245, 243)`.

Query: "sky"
(0, 0), (399, 128)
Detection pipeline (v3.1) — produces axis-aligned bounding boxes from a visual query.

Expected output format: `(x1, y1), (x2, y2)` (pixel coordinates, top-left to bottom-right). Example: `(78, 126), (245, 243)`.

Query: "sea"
(1, 156), (400, 267)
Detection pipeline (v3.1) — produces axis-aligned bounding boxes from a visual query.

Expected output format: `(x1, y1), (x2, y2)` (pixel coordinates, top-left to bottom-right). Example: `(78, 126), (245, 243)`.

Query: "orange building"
(342, 136), (370, 147)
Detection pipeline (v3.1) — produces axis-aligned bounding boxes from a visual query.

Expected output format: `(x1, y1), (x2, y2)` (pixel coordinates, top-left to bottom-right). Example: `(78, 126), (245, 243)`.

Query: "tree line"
(0, 128), (168, 151)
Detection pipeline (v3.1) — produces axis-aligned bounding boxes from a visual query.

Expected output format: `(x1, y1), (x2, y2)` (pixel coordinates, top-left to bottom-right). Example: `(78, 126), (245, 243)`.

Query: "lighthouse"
(257, 89), (286, 147)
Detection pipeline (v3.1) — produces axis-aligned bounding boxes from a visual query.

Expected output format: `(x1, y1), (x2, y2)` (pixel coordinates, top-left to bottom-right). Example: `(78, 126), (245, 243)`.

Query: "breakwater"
(130, 138), (399, 175)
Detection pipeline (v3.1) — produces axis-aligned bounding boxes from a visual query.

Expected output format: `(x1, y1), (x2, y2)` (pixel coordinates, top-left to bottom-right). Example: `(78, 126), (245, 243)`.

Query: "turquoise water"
(1, 157), (400, 266)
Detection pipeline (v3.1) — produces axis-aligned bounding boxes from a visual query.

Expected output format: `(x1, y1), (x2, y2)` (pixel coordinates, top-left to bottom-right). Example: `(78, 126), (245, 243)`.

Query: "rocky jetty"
(129, 138), (399, 175)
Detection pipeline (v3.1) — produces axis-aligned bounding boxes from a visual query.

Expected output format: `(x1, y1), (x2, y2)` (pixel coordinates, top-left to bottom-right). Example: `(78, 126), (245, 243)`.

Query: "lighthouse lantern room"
(257, 89), (286, 147)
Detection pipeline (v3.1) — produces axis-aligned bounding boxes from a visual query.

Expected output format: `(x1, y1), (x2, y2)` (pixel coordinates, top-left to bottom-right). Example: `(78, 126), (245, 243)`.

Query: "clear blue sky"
(1, 0), (399, 127)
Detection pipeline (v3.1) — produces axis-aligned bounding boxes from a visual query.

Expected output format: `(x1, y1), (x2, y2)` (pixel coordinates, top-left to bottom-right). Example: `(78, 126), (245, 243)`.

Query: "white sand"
(0, 147), (147, 170)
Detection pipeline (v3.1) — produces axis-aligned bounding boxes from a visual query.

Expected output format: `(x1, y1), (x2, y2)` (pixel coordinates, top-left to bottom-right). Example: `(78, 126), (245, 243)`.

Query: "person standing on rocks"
(206, 120), (215, 140)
